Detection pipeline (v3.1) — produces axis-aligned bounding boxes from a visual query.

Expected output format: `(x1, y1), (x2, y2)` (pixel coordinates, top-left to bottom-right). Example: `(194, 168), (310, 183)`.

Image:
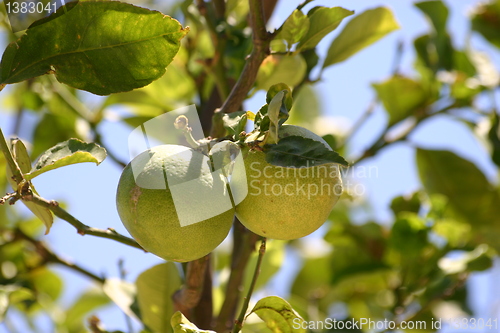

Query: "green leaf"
(11, 139), (31, 174)
(465, 244), (495, 272)
(26, 139), (106, 180)
(264, 136), (348, 168)
(415, 0), (454, 72)
(101, 60), (196, 115)
(471, 0), (500, 49)
(268, 91), (290, 128)
(255, 54), (307, 91)
(243, 241), (285, 292)
(372, 76), (430, 126)
(287, 84), (320, 126)
(4, 141), (54, 234)
(301, 48), (320, 74)
(389, 213), (428, 254)
(29, 267), (63, 302)
(22, 201), (54, 235)
(324, 7), (399, 67)
(136, 263), (182, 333)
(0, 286), (14, 321)
(0, 1), (188, 95)
(433, 218), (471, 248)
(416, 149), (500, 250)
(266, 83), (292, 109)
(414, 33), (454, 72)
(63, 288), (110, 332)
(0, 286), (35, 322)
(250, 296), (306, 333)
(31, 112), (80, 160)
(439, 245), (494, 274)
(291, 256), (332, 300)
(254, 105), (270, 133)
(453, 51), (477, 77)
(323, 221), (389, 285)
(267, 91), (286, 144)
(321, 134), (337, 150)
(415, 1), (449, 35)
(390, 192), (422, 216)
(171, 311), (216, 333)
(222, 111), (248, 138)
(297, 7), (354, 51)
(103, 278), (139, 321)
(253, 84), (293, 135)
(416, 149), (498, 224)
(276, 10), (310, 47)
(489, 112), (500, 167)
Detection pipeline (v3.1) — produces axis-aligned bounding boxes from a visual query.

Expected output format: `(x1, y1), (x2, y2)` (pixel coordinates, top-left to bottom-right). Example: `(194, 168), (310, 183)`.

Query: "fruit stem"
(232, 238), (267, 333)
(175, 115), (201, 148)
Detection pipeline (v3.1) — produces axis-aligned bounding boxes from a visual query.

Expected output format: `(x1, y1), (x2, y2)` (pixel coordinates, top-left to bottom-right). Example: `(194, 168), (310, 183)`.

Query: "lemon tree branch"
(212, 0), (271, 123)
(173, 255), (210, 315)
(14, 228), (106, 284)
(353, 102), (458, 165)
(215, 220), (260, 332)
(26, 193), (144, 250)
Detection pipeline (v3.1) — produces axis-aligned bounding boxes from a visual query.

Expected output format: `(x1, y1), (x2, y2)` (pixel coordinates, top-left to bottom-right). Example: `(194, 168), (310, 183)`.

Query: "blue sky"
(1, 1), (499, 332)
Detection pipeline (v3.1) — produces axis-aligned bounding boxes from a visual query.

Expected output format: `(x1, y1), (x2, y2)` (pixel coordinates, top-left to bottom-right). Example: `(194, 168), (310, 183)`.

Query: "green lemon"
(116, 144), (234, 262)
(234, 125), (342, 240)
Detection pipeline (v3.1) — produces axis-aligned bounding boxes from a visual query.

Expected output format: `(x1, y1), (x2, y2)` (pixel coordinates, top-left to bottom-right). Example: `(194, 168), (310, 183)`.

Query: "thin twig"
(339, 40), (404, 151)
(25, 193), (144, 250)
(353, 103), (458, 165)
(232, 238), (266, 333)
(391, 40), (404, 76)
(50, 253), (106, 283)
(15, 228), (105, 284)
(92, 127), (127, 168)
(50, 76), (94, 121)
(297, 0), (314, 11)
(49, 77), (127, 168)
(12, 106), (24, 136)
(336, 98), (377, 150)
(387, 273), (468, 333)
(118, 259), (134, 333)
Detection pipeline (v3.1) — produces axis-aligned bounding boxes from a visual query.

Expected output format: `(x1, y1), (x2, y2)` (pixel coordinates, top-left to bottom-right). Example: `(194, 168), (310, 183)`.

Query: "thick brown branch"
(173, 255), (210, 317)
(212, 0), (226, 19)
(214, 220), (259, 333)
(192, 255), (214, 329)
(212, 0), (271, 123)
(262, 0), (278, 23)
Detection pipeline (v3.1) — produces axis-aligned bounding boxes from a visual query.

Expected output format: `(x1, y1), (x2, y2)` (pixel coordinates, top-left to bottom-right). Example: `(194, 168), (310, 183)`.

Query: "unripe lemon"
(116, 145), (234, 262)
(234, 125), (342, 240)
